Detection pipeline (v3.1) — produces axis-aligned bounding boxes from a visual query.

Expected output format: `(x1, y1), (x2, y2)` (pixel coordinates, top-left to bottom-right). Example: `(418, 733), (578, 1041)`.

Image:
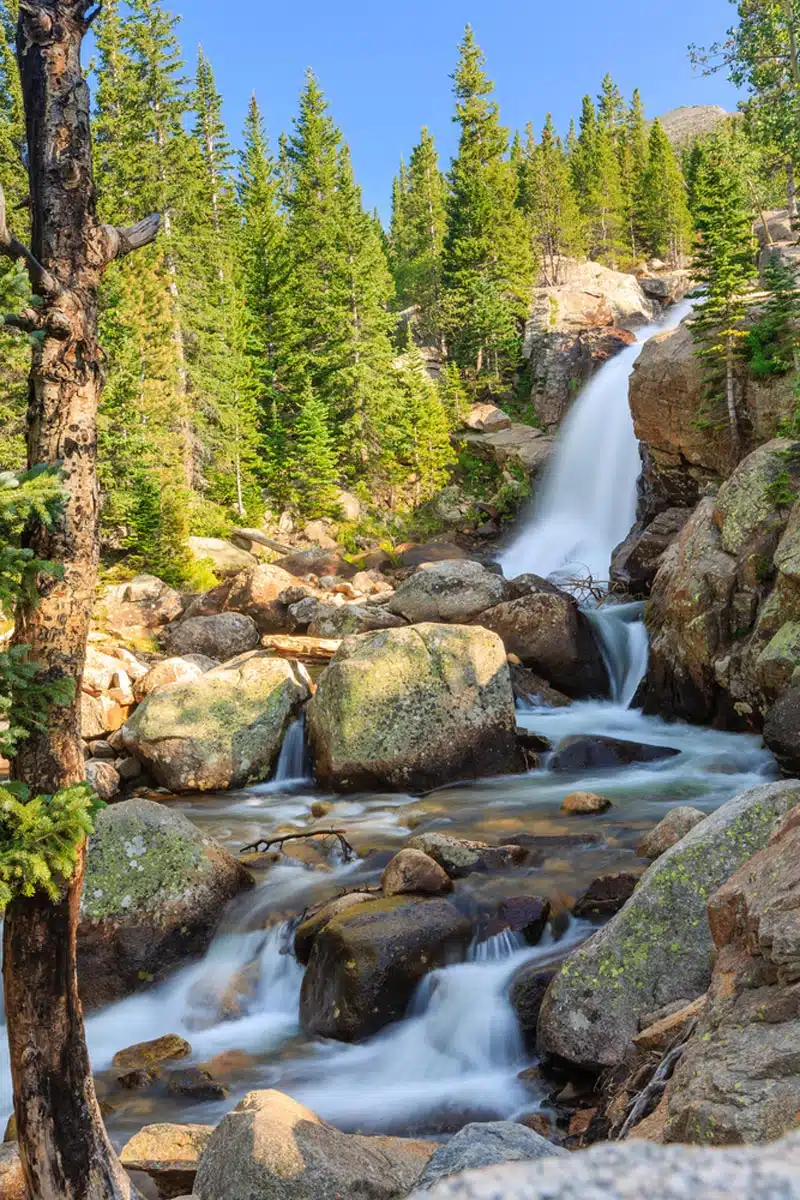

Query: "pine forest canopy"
(0, 2), (787, 580)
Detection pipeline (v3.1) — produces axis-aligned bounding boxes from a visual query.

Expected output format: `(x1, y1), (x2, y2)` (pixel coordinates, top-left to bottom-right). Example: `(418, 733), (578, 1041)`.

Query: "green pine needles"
(0, 783), (102, 910)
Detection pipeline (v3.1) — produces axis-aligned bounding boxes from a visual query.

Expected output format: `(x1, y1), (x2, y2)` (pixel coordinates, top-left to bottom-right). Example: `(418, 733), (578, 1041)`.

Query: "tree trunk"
(788, 162), (798, 223)
(725, 334), (740, 454)
(2, 4), (158, 1196)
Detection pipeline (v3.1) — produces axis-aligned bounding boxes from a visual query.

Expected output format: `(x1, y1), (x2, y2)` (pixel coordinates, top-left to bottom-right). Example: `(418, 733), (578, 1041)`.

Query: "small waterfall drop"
(256, 715), (312, 791)
(501, 299), (693, 702)
(502, 299), (693, 586)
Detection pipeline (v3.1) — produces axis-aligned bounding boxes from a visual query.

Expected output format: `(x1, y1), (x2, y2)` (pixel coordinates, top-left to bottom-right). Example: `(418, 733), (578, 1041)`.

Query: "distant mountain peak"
(651, 105), (736, 146)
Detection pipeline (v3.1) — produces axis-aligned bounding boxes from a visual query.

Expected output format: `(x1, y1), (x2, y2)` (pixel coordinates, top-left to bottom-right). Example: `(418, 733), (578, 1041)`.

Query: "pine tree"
(0, 0), (28, 468)
(389, 128), (447, 347)
(571, 91), (626, 264)
(441, 25), (533, 376)
(619, 87), (649, 260)
(438, 360), (470, 423)
(597, 73), (627, 142)
(748, 251), (800, 375)
(389, 344), (455, 504)
(690, 140), (756, 450)
(286, 380), (340, 518)
(640, 119), (693, 264)
(519, 115), (586, 284)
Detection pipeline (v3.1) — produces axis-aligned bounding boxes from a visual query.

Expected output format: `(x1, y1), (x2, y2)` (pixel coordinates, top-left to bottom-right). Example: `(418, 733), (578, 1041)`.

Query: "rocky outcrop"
(414, 1122), (564, 1191)
(300, 895), (472, 1040)
(475, 585), (609, 699)
(524, 260), (654, 429)
(656, 104), (734, 146)
(537, 781), (800, 1073)
(457, 423), (554, 477)
(630, 318), (797, 514)
(388, 561), (508, 625)
(78, 799), (252, 1008)
(307, 624), (521, 792)
(664, 806), (800, 1145)
(410, 1135), (800, 1200)
(611, 507), (693, 597)
(122, 651), (310, 792)
(194, 1090), (436, 1200)
(644, 441), (800, 726)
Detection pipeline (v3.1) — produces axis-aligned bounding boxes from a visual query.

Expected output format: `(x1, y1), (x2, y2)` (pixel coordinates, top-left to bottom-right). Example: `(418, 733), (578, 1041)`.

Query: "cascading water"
(502, 299), (694, 703)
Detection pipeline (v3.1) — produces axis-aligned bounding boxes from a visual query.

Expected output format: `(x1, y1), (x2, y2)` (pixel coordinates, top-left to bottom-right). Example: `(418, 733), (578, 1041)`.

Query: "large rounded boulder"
(122, 651), (310, 792)
(161, 611), (260, 660)
(307, 623), (522, 792)
(387, 561), (508, 624)
(78, 798), (252, 1008)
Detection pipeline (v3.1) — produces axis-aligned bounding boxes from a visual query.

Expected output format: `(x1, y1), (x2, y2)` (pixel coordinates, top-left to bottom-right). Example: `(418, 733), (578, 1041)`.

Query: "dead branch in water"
(240, 828), (357, 862)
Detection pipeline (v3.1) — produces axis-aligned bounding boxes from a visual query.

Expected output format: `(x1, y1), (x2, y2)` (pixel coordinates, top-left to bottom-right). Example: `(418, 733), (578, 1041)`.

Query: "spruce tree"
(389, 128), (447, 348)
(640, 120), (693, 264)
(519, 115), (586, 283)
(571, 91), (626, 264)
(619, 87), (649, 260)
(748, 251), (800, 375)
(441, 25), (533, 376)
(690, 140), (756, 450)
(390, 344), (455, 504)
(286, 380), (340, 518)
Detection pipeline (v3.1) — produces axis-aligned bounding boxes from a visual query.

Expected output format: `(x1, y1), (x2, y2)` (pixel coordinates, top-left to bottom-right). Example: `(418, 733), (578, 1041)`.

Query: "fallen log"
(231, 526), (294, 556)
(261, 634), (341, 662)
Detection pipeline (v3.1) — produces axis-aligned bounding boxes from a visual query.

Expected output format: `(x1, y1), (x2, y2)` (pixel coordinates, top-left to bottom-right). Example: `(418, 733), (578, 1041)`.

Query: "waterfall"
(502, 299), (693, 586)
(501, 299), (693, 702)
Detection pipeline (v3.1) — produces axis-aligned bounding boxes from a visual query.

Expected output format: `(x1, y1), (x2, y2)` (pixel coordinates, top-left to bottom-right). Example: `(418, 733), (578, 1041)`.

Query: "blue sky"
(172, 0), (741, 218)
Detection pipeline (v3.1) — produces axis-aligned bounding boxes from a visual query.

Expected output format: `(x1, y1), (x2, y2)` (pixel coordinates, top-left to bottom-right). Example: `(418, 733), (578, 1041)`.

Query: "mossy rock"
(78, 798), (252, 1009)
(756, 621), (800, 698)
(713, 439), (796, 557)
(538, 781), (800, 1072)
(122, 651), (310, 792)
(307, 623), (522, 793)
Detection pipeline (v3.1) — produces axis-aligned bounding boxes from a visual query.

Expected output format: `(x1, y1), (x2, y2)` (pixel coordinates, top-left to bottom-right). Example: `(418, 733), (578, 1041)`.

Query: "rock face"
(410, 1135), (800, 1200)
(664, 806), (800, 1144)
(300, 895), (472, 1040)
(78, 799), (252, 1008)
(457, 423), (554, 477)
(524, 259), (654, 429)
(388, 561), (508, 625)
(193, 1090), (436, 1200)
(414, 1122), (565, 1191)
(475, 588), (609, 699)
(122, 651), (310, 792)
(162, 612), (260, 661)
(537, 781), (800, 1072)
(630, 318), (796, 515)
(611, 507), (692, 597)
(307, 624), (522, 792)
(644, 441), (800, 726)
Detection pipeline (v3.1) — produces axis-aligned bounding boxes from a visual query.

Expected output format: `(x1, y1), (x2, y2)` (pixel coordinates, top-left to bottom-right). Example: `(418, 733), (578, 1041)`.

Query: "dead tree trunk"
(0, 4), (159, 1197)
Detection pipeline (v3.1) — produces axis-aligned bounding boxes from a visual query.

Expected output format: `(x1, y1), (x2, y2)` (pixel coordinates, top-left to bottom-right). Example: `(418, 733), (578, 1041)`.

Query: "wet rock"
(636, 807), (706, 860)
(537, 781), (800, 1073)
(381, 848), (453, 897)
(611, 507), (692, 597)
(113, 1034), (191, 1073)
(307, 624), (522, 793)
(293, 892), (376, 965)
(187, 536), (256, 575)
(407, 832), (528, 879)
(476, 590), (609, 699)
(764, 686), (800, 774)
(387, 560), (508, 624)
(85, 759), (121, 800)
(0, 1143), (25, 1200)
(550, 735), (679, 772)
(78, 799), (252, 1008)
(300, 896), (472, 1040)
(509, 665), (572, 708)
(485, 895), (550, 943)
(167, 1067), (228, 1102)
(120, 1122), (213, 1200)
(414, 1121), (565, 1191)
(193, 1089), (437, 1200)
(510, 967), (558, 1052)
(410, 1135), (800, 1199)
(573, 872), (640, 917)
(561, 791), (611, 815)
(222, 563), (300, 634)
(118, 1067), (157, 1091)
(665, 806), (800, 1144)
(122, 651), (310, 792)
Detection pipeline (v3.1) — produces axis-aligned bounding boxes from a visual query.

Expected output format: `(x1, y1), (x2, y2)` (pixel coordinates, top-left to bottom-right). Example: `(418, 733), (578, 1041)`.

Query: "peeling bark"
(2, 3), (158, 1197)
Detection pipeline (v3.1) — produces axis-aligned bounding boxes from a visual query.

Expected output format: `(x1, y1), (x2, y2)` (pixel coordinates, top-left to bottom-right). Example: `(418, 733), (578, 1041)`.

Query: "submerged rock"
(122, 651), (310, 792)
(410, 1134), (800, 1199)
(300, 895), (472, 1040)
(387, 560), (508, 625)
(538, 781), (800, 1073)
(193, 1090), (436, 1200)
(414, 1121), (565, 1191)
(550, 735), (679, 772)
(307, 624), (522, 792)
(78, 799), (252, 1008)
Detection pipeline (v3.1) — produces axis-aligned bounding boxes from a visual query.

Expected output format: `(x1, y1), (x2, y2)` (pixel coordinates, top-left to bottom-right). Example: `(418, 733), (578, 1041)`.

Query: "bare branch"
(100, 213), (161, 265)
(0, 180), (60, 296)
(1, 313), (38, 334)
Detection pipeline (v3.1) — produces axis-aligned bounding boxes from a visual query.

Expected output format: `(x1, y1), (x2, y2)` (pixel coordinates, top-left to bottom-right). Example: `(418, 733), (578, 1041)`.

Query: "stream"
(0, 296), (779, 1154)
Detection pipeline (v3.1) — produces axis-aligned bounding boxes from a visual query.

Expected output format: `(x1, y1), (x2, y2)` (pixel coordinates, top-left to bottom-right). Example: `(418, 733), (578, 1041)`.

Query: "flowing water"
(0, 296), (779, 1154)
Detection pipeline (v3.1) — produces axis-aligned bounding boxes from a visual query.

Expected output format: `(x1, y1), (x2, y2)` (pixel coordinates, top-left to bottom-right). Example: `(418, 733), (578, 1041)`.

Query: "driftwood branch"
(240, 828), (357, 863)
(231, 526), (294, 555)
(0, 180), (60, 295)
(100, 213), (161, 264)
(617, 1021), (698, 1140)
